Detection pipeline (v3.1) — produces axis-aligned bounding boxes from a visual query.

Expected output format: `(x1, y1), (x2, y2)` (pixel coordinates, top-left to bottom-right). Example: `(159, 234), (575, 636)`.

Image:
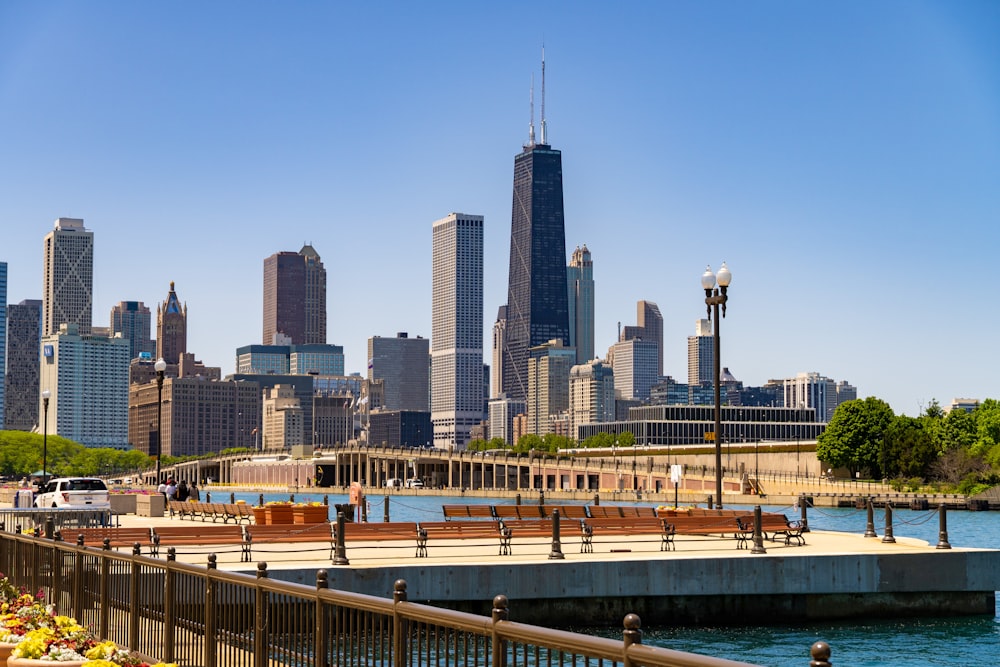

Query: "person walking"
(176, 480), (189, 502)
(188, 481), (200, 501)
(165, 478), (177, 500)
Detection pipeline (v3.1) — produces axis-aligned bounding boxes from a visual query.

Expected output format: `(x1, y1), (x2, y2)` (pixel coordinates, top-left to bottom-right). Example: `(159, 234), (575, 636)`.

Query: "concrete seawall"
(259, 544), (1000, 626)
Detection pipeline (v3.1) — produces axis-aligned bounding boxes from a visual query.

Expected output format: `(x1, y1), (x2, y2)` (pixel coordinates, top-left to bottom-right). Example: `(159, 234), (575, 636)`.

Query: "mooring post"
(230, 492), (235, 504)
(44, 516), (55, 539)
(882, 502), (896, 543)
(751, 505), (767, 554)
(799, 495), (810, 532)
(622, 614), (641, 667)
(515, 493), (521, 505)
(384, 495), (390, 523)
(707, 495), (713, 510)
(593, 493), (600, 506)
(809, 641), (831, 667)
(936, 503), (952, 549)
(258, 493), (264, 507)
(548, 508), (564, 560)
(333, 512), (350, 565)
(864, 497), (878, 537)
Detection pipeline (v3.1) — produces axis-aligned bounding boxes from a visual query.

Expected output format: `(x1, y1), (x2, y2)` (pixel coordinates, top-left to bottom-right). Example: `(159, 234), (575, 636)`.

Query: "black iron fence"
(0, 529), (832, 667)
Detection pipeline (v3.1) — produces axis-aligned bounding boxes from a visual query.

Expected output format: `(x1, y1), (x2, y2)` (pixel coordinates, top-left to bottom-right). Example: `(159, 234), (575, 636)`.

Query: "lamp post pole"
(155, 358), (167, 484)
(41, 390), (51, 485)
(702, 263), (732, 509)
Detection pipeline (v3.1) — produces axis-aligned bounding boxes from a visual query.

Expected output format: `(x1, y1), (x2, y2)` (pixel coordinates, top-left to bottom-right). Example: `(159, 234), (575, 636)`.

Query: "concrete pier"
(111, 509), (1000, 626)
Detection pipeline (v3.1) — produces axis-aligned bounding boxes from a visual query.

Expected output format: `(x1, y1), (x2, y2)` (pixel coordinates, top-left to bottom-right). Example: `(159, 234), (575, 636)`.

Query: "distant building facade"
(129, 377), (261, 457)
(43, 218), (94, 337)
(783, 372), (855, 423)
(40, 324), (130, 448)
(4, 299), (42, 431)
(488, 395), (526, 446)
(0, 262), (5, 429)
(235, 343), (345, 376)
(569, 359), (616, 438)
(110, 301), (154, 361)
(369, 411), (433, 448)
(263, 246), (327, 345)
(526, 339), (576, 435)
(368, 333), (429, 412)
(687, 319), (714, 387)
(567, 245), (595, 365)
(491, 306), (507, 398)
(621, 300), (663, 378)
(611, 338), (659, 401)
(263, 384), (304, 450)
(431, 212), (484, 450)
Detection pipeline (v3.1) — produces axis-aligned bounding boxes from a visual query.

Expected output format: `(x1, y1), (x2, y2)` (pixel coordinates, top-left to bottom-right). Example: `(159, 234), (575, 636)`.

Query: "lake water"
(236, 490), (1000, 666)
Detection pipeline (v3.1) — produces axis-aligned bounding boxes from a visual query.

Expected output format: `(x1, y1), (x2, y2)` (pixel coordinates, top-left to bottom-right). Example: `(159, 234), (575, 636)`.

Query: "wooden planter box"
(264, 505), (294, 525)
(252, 507), (268, 524)
(292, 505), (329, 524)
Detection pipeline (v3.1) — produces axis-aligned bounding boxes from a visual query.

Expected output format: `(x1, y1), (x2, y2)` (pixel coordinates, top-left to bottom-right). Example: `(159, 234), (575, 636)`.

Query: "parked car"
(384, 478), (403, 488)
(34, 477), (110, 509)
(405, 478), (424, 489)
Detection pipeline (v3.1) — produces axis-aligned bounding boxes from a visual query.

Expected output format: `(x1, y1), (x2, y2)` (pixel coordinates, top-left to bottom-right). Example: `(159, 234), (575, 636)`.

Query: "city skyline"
(2, 3), (998, 417)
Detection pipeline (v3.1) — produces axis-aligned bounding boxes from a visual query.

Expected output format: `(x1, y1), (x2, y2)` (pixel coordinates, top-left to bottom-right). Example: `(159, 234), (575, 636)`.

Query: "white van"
(384, 478), (402, 488)
(405, 478), (424, 489)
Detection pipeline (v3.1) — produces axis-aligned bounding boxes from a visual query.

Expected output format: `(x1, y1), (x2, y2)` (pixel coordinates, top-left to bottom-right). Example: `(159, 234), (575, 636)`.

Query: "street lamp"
(154, 358), (167, 484)
(702, 262), (732, 509)
(41, 389), (51, 486)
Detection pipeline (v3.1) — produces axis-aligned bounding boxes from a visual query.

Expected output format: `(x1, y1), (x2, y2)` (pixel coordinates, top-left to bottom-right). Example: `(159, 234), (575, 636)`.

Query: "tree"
(816, 397), (895, 477)
(514, 434), (543, 454)
(581, 432), (614, 449)
(882, 415), (937, 479)
(617, 431), (636, 448)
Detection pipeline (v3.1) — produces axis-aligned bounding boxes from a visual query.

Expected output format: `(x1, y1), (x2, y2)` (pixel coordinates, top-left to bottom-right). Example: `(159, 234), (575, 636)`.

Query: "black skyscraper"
(502, 141), (570, 402)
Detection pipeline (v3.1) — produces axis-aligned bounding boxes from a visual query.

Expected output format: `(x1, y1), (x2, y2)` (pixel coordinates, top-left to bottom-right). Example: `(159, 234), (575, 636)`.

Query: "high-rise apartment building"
(431, 212), (484, 450)
(0, 262), (6, 430)
(263, 246), (327, 345)
(687, 319), (714, 387)
(526, 339), (576, 436)
(42, 218), (94, 337)
(368, 333), (429, 412)
(502, 63), (570, 403)
(567, 245), (595, 365)
(569, 359), (616, 440)
(235, 343), (345, 376)
(40, 323), (130, 449)
(4, 299), (41, 431)
(156, 282), (187, 365)
(110, 301), (154, 361)
(263, 384), (304, 450)
(491, 306), (507, 399)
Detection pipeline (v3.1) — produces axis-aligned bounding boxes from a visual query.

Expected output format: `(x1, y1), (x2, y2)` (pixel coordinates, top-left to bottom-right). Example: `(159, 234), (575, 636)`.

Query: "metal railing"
(0, 529), (831, 667)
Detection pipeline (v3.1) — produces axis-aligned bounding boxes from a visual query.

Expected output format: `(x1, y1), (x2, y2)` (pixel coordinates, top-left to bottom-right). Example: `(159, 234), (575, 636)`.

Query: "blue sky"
(1, 2), (998, 417)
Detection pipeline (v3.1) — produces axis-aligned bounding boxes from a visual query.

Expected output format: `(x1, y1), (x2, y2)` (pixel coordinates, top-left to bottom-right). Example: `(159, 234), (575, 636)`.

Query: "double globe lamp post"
(154, 357), (167, 484)
(702, 262), (732, 509)
(41, 389), (51, 487)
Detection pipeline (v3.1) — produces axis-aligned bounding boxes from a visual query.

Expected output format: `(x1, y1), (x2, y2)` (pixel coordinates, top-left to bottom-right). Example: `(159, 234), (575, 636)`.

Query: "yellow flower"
(83, 660), (119, 667)
(85, 641), (119, 659)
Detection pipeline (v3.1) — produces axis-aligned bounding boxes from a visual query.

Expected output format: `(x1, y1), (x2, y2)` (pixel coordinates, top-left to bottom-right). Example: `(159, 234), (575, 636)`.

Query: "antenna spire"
(529, 73), (535, 146)
(540, 44), (547, 145)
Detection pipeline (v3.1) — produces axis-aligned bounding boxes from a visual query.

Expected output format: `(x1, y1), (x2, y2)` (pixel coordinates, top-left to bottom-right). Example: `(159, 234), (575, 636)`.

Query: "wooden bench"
(58, 527), (154, 552)
(493, 505), (543, 520)
(737, 514), (805, 546)
(151, 525), (246, 558)
(539, 505), (589, 520)
(244, 522), (334, 561)
(336, 521), (418, 542)
(618, 506), (657, 518)
(581, 517), (674, 551)
(587, 505), (622, 519)
(442, 505), (496, 520)
(416, 520), (506, 556)
(223, 503), (254, 524)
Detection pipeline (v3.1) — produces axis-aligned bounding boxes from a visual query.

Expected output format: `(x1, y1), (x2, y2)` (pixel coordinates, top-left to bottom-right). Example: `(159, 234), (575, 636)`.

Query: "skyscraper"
(621, 300), (663, 377)
(502, 55), (570, 402)
(110, 301), (154, 360)
(368, 333), (429, 412)
(569, 359), (616, 441)
(490, 305), (507, 399)
(156, 282), (187, 365)
(611, 338), (659, 401)
(567, 245), (595, 365)
(0, 262), (6, 429)
(40, 323), (130, 449)
(42, 217), (94, 336)
(431, 212), (484, 450)
(4, 299), (41, 431)
(687, 319), (714, 387)
(263, 245), (327, 345)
